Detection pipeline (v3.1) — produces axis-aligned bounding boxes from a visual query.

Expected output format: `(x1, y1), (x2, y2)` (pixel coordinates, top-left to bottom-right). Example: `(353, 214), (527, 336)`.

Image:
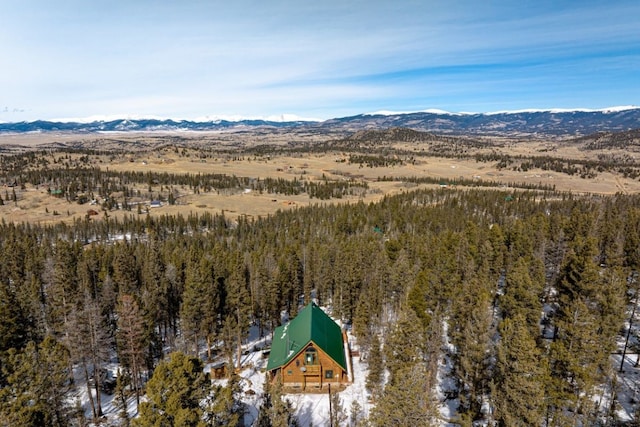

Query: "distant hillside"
(315, 109), (640, 136)
(1, 107), (639, 137)
(302, 127), (493, 158)
(344, 127), (441, 143)
(571, 128), (640, 150)
(0, 118), (305, 133)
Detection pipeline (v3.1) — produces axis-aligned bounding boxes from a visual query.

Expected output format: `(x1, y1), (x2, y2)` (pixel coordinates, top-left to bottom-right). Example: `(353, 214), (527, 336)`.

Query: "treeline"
(377, 174), (557, 192)
(575, 129), (640, 150)
(476, 152), (640, 179)
(0, 161), (368, 208)
(348, 154), (404, 168)
(2, 188), (640, 425)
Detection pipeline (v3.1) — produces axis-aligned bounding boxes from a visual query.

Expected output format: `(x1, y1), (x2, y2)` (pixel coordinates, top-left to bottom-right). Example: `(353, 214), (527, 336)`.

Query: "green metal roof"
(266, 302), (346, 371)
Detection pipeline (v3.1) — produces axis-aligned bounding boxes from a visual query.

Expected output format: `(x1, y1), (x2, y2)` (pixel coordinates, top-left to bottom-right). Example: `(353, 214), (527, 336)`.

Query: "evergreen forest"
(2, 146), (640, 426)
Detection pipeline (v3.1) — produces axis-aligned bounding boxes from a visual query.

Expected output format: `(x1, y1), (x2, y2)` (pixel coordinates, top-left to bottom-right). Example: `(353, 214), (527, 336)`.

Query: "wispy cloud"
(1, 0), (638, 120)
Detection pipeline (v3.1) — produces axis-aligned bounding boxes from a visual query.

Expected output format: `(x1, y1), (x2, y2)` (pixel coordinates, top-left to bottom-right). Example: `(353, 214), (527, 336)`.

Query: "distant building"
(149, 200), (162, 208)
(266, 302), (351, 390)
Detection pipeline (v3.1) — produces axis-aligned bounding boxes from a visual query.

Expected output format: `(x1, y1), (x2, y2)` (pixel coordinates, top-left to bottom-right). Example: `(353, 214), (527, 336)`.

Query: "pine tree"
(369, 364), (439, 427)
(116, 294), (147, 409)
(114, 368), (131, 427)
(139, 239), (169, 342)
(450, 279), (494, 420)
(492, 315), (547, 426)
(134, 351), (209, 427)
(383, 308), (425, 383)
(549, 233), (619, 422)
(407, 271), (432, 331)
(330, 389), (348, 427)
(0, 336), (73, 427)
(349, 399), (364, 427)
(205, 373), (244, 426)
(65, 309), (102, 420)
(112, 241), (139, 295)
(555, 235), (600, 307)
(387, 249), (416, 309)
(261, 255), (284, 331)
(180, 257), (212, 356)
(257, 373), (298, 427)
(500, 256), (543, 333)
(365, 334), (384, 400)
(225, 251), (252, 371)
(623, 208), (640, 271)
(550, 297), (604, 421)
(46, 239), (81, 335)
(353, 291), (373, 355)
(275, 246), (302, 317)
(0, 276), (29, 353)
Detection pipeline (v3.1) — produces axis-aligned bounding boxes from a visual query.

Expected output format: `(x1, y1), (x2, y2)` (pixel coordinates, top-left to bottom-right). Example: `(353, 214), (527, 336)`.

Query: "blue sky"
(1, 0), (638, 121)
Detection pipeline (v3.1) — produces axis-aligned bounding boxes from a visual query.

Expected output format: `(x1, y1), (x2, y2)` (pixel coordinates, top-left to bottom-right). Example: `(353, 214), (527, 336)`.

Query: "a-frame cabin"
(266, 302), (350, 390)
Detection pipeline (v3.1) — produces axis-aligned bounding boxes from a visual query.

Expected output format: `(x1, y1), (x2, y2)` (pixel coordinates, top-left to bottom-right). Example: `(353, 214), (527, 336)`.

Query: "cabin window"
(287, 370), (293, 375)
(325, 370), (333, 379)
(305, 346), (317, 365)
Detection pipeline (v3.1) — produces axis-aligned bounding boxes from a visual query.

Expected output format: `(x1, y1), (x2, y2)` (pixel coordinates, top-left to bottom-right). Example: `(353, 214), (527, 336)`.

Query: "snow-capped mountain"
(1, 107), (638, 137)
(318, 107), (640, 136)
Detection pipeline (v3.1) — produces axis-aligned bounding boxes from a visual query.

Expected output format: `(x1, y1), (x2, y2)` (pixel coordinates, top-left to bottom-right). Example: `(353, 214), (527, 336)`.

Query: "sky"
(0, 0), (639, 122)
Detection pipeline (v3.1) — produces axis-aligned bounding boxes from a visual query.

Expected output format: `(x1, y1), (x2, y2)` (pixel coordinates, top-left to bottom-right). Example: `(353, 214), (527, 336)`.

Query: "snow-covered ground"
(437, 319), (460, 426)
(69, 324), (374, 425)
(283, 338), (371, 427)
(69, 360), (140, 425)
(613, 320), (640, 423)
(226, 327), (372, 427)
(72, 303), (640, 427)
(70, 314), (462, 426)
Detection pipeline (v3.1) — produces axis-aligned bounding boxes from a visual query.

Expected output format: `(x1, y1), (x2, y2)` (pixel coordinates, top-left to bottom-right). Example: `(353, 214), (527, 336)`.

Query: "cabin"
(210, 362), (228, 380)
(266, 302), (351, 391)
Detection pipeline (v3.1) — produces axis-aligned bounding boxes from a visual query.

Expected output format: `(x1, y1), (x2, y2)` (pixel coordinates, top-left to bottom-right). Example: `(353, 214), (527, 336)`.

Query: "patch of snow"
(485, 106), (640, 115)
(50, 114), (168, 123)
(284, 331), (372, 427)
(365, 106), (640, 117)
(366, 108), (467, 116)
(72, 315), (471, 426)
(280, 323), (289, 340)
(69, 359), (141, 426)
(192, 114), (322, 123)
(437, 318), (460, 426)
(46, 113), (323, 124)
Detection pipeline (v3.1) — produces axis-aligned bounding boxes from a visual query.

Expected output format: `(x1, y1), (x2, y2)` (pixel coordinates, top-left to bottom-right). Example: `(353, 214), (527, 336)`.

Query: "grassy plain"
(2, 131), (640, 225)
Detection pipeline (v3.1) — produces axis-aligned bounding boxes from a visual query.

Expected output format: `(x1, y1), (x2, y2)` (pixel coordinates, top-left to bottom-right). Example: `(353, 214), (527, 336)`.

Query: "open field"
(2, 131), (640, 225)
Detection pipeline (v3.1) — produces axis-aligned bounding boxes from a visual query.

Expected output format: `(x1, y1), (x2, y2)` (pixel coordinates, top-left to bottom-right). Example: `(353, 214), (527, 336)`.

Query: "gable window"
(325, 370), (333, 379)
(305, 346), (317, 365)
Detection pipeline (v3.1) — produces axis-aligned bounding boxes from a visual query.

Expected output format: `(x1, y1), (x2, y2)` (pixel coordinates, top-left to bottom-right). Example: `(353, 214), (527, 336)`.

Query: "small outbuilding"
(210, 362), (228, 380)
(266, 302), (350, 391)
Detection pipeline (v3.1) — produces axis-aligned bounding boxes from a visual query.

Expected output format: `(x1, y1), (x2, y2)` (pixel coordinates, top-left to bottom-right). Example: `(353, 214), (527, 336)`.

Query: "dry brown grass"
(2, 131), (640, 225)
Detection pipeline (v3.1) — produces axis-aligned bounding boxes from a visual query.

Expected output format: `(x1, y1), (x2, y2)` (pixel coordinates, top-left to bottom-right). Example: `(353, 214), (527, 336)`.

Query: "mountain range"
(1, 107), (639, 137)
